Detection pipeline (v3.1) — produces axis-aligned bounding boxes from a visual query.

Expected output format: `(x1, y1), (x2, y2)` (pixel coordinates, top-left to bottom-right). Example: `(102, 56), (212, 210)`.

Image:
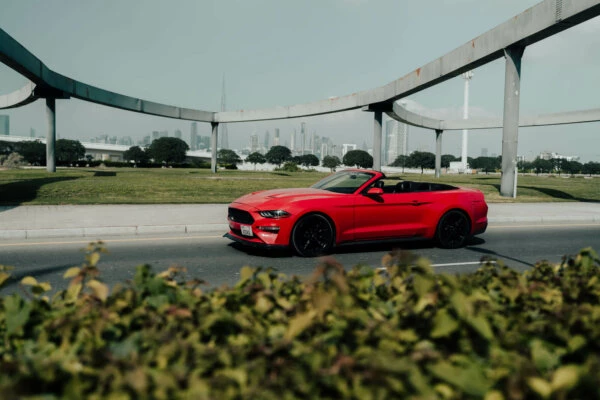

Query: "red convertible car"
(225, 169), (488, 257)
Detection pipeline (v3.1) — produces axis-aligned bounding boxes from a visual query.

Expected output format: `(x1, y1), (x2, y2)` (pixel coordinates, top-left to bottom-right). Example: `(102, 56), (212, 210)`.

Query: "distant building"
(385, 119), (408, 166)
(264, 130), (270, 150)
(481, 148), (488, 157)
(152, 131), (160, 141)
(274, 128), (280, 146)
(250, 133), (259, 153)
(30, 127), (36, 138)
(190, 122), (198, 150)
(539, 151), (580, 162)
(174, 129), (182, 139)
(342, 143), (357, 157)
(0, 115), (9, 135)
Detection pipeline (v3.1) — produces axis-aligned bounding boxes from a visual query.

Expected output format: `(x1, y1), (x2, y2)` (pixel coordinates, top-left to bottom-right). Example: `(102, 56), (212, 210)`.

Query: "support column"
(373, 110), (382, 171)
(435, 129), (443, 178)
(500, 45), (525, 198)
(46, 97), (56, 173)
(211, 122), (219, 173)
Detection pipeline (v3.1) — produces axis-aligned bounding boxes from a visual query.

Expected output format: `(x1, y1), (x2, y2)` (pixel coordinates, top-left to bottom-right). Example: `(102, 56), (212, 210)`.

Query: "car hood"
(232, 188), (342, 208)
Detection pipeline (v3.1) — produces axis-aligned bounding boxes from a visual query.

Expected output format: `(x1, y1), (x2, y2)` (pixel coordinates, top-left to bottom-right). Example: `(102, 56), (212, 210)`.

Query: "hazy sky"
(0, 0), (599, 161)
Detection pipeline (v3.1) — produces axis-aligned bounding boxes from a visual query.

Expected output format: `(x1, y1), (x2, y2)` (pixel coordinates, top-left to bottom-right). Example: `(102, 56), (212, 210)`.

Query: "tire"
(435, 210), (471, 249)
(291, 214), (334, 257)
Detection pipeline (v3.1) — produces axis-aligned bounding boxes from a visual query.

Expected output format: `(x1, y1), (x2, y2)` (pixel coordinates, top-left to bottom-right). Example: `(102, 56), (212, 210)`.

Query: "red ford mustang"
(225, 169), (488, 257)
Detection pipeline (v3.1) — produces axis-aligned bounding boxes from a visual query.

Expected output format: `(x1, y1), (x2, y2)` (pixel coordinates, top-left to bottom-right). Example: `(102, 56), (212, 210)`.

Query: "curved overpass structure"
(1, 0), (600, 196)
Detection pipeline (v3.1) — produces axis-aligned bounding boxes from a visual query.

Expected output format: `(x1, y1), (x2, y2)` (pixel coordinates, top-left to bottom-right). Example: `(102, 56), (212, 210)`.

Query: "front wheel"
(291, 214), (334, 257)
(435, 210), (471, 249)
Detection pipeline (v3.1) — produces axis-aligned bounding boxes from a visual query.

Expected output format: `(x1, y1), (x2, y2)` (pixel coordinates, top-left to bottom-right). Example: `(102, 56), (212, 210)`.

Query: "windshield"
(312, 171), (375, 194)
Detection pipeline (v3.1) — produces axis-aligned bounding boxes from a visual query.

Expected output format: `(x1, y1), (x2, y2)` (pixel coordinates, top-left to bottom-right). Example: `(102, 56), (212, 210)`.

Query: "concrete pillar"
(211, 122), (219, 173)
(435, 129), (443, 178)
(500, 45), (525, 198)
(373, 111), (382, 171)
(46, 97), (56, 172)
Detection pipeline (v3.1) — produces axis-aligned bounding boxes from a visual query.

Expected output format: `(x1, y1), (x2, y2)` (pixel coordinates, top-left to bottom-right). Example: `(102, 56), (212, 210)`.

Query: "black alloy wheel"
(436, 210), (471, 249)
(291, 214), (334, 257)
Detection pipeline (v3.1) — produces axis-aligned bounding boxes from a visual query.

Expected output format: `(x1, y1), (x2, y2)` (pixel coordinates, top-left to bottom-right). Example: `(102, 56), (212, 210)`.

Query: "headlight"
(258, 210), (291, 219)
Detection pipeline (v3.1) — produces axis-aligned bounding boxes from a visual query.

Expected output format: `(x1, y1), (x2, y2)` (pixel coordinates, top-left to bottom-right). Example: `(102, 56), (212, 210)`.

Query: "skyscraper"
(250, 133), (259, 153)
(385, 119), (408, 165)
(220, 75), (229, 149)
(264, 130), (270, 150)
(190, 122), (198, 150)
(174, 129), (182, 139)
(274, 128), (280, 146)
(300, 122), (306, 155)
(0, 115), (9, 135)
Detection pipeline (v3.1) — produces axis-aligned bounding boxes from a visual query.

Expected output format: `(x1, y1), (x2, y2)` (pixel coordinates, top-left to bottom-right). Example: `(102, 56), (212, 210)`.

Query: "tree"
(532, 158), (553, 175)
(322, 155), (341, 172)
(441, 154), (458, 168)
(582, 161), (600, 176)
(217, 149), (242, 166)
(562, 160), (582, 176)
(56, 139), (85, 164)
(299, 154), (319, 168)
(147, 137), (189, 165)
(245, 152), (266, 170)
(0, 152), (24, 168)
(16, 140), (45, 165)
(265, 145), (292, 167)
(551, 158), (565, 175)
(406, 151), (435, 173)
(470, 156), (500, 174)
(123, 146), (149, 164)
(518, 160), (533, 173)
(343, 150), (373, 169)
(390, 154), (408, 168)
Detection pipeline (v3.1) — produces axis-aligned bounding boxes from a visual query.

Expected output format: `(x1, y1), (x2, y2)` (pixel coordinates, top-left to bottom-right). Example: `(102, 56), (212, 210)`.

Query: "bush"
(276, 161), (300, 172)
(0, 245), (599, 398)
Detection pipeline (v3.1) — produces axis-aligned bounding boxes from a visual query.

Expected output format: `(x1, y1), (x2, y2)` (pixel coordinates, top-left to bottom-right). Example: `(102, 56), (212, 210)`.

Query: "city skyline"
(0, 1), (599, 162)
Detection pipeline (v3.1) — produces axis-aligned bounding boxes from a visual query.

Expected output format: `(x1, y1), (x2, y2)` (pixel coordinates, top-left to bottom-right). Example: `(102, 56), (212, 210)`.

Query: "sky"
(0, 0), (599, 161)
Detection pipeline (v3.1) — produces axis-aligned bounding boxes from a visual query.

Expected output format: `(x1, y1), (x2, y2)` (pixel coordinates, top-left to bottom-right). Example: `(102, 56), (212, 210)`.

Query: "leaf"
(63, 267), (81, 279)
(87, 252), (101, 266)
(240, 266), (254, 282)
(428, 361), (491, 396)
(21, 276), (38, 286)
(87, 279), (109, 302)
(567, 335), (586, 353)
(285, 310), (316, 340)
(551, 365), (579, 391)
(530, 340), (561, 371)
(484, 390), (505, 400)
(527, 377), (551, 399)
(430, 309), (460, 338)
(0, 272), (10, 287)
(466, 315), (494, 341)
(4, 296), (32, 336)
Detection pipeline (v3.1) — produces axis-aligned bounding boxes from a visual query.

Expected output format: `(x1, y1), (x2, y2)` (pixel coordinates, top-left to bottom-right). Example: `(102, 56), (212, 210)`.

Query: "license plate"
(241, 224), (253, 237)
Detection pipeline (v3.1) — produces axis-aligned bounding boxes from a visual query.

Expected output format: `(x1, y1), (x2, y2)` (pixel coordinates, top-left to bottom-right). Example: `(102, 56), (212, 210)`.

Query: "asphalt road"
(1, 222), (599, 296)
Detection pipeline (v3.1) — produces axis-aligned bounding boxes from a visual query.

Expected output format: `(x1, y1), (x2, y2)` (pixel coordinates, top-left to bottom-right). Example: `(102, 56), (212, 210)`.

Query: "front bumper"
(224, 232), (289, 251)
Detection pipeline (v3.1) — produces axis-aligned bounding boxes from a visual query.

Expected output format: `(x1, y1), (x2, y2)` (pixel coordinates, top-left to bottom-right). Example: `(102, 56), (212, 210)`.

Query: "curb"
(0, 224), (230, 240)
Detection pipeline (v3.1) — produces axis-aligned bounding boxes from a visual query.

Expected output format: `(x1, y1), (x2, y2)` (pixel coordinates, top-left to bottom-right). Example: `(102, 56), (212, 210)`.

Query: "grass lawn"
(0, 167), (598, 205)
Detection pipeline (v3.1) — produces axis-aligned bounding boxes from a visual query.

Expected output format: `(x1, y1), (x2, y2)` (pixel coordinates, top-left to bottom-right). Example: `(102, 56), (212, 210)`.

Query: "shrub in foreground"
(0, 245), (599, 399)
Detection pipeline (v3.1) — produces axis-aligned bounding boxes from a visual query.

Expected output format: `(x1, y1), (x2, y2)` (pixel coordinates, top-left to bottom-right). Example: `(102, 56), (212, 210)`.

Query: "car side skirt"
(224, 232), (289, 251)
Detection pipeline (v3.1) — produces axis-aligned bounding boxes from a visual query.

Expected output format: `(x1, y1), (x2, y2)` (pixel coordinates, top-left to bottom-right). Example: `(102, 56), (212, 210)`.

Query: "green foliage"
(147, 137), (190, 165)
(296, 154), (319, 167)
(265, 145), (292, 166)
(123, 145), (150, 164)
(470, 156), (501, 174)
(406, 151), (435, 173)
(245, 152), (266, 169)
(390, 154), (408, 167)
(217, 149), (242, 166)
(533, 158), (554, 175)
(322, 155), (341, 172)
(343, 149), (373, 168)
(441, 154), (457, 168)
(0, 152), (24, 168)
(277, 161), (300, 172)
(15, 140), (46, 165)
(56, 139), (86, 164)
(582, 161), (600, 176)
(1, 245), (600, 398)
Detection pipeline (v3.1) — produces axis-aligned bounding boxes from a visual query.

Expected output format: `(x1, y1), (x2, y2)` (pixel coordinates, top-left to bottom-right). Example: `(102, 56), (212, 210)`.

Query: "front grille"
(228, 207), (254, 224)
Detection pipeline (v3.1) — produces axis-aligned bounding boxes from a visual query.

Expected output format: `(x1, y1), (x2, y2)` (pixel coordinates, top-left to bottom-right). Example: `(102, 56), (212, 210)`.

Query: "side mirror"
(366, 187), (384, 195)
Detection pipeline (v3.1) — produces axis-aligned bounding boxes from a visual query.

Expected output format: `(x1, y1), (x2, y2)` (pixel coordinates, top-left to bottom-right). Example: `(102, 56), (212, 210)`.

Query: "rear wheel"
(436, 210), (471, 249)
(291, 214), (334, 257)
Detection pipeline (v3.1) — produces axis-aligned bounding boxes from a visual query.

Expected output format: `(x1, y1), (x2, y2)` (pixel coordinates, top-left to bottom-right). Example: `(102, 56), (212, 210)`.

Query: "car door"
(352, 190), (423, 241)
